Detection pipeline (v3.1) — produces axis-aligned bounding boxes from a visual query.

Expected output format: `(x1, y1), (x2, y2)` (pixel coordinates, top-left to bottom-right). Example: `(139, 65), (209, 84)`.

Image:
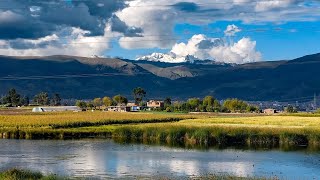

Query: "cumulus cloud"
(171, 34), (261, 64)
(224, 24), (241, 36)
(0, 0), (319, 57)
(137, 25), (262, 64)
(117, 0), (319, 50)
(255, 0), (297, 12)
(209, 38), (262, 64)
(116, 2), (177, 49)
(0, 26), (115, 57)
(0, 0), (138, 56)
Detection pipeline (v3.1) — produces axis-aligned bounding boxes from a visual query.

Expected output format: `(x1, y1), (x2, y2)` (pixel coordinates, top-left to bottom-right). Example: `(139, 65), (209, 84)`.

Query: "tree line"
(0, 88), (61, 107)
(75, 87), (147, 110)
(75, 87), (260, 113)
(2, 87), (302, 114)
(162, 96), (260, 113)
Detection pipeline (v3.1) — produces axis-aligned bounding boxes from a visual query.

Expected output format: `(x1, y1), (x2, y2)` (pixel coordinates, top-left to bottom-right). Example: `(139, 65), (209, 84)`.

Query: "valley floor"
(0, 109), (320, 148)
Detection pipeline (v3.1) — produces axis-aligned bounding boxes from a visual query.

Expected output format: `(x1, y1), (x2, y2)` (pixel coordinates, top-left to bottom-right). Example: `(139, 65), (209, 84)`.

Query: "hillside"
(0, 53), (319, 101)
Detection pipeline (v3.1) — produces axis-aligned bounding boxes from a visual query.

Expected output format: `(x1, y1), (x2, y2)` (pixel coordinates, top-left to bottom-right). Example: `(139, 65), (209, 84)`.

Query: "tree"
(113, 95), (128, 105)
(133, 87), (146, 105)
(34, 92), (50, 105)
(20, 96), (29, 106)
(102, 96), (112, 107)
(93, 98), (102, 110)
(52, 93), (61, 106)
(223, 98), (248, 113)
(213, 100), (221, 112)
(187, 98), (201, 112)
(285, 105), (297, 113)
(246, 105), (259, 113)
(164, 97), (172, 108)
(203, 96), (214, 107)
(4, 88), (21, 106)
(173, 101), (182, 112)
(203, 96), (220, 112)
(87, 102), (95, 110)
(76, 100), (87, 110)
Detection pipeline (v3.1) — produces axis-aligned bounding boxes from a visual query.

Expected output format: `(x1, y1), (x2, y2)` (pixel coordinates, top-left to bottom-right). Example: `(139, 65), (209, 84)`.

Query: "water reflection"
(0, 139), (320, 179)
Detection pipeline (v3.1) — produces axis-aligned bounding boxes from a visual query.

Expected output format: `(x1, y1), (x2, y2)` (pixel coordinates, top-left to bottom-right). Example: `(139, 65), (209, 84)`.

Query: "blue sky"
(0, 0), (320, 63)
(108, 20), (320, 61)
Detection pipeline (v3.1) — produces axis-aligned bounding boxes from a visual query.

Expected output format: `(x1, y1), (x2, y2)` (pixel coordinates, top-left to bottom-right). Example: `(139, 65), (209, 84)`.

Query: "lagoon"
(0, 139), (319, 179)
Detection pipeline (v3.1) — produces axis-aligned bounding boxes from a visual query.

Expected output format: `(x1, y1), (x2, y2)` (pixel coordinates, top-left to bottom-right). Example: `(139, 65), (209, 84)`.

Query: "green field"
(1, 109), (320, 148)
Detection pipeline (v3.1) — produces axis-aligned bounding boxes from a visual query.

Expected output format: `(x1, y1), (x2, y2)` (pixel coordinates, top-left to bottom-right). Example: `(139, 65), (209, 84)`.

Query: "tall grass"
(0, 111), (191, 128)
(112, 123), (320, 148)
(0, 168), (62, 180)
(1, 111), (320, 149)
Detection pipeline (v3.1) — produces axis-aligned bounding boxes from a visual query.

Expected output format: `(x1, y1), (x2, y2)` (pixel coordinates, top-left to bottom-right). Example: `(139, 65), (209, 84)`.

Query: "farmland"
(0, 109), (320, 148)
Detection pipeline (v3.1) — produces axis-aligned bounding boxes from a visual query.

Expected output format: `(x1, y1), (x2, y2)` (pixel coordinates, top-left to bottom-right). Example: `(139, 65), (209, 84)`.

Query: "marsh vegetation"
(0, 110), (319, 149)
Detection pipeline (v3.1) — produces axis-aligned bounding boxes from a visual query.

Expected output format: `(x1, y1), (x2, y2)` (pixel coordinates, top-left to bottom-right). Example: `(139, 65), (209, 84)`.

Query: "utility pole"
(314, 93), (317, 110)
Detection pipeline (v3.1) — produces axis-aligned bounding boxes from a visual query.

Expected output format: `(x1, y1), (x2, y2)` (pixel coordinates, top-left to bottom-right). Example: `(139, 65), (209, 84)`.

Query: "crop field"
(0, 111), (190, 128)
(1, 109), (320, 148)
(178, 116), (320, 129)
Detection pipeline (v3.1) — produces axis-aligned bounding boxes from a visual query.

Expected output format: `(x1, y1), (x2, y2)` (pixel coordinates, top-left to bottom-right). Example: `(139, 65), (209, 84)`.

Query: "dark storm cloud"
(173, 2), (199, 12)
(197, 39), (224, 49)
(8, 39), (61, 49)
(0, 0), (127, 40)
(110, 15), (143, 37)
(0, 10), (57, 40)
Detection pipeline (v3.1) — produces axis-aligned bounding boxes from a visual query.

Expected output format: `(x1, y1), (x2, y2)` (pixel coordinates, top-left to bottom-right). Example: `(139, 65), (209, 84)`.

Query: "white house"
(32, 106), (81, 112)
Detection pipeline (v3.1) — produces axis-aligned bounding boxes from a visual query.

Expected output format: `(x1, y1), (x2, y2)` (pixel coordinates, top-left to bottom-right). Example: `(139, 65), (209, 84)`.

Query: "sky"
(0, 0), (320, 64)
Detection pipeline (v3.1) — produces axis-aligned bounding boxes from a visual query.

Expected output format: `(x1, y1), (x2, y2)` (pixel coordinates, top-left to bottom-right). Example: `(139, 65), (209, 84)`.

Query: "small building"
(32, 106), (80, 112)
(263, 108), (277, 114)
(105, 106), (131, 112)
(147, 100), (164, 109)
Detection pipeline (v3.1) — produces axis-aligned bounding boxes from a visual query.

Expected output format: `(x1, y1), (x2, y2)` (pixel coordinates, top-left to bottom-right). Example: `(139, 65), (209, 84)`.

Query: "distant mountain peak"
(136, 52), (201, 63)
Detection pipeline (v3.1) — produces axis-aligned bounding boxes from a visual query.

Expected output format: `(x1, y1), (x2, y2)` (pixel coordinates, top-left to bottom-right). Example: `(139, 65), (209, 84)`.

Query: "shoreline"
(0, 168), (276, 180)
(0, 111), (320, 149)
(1, 124), (320, 150)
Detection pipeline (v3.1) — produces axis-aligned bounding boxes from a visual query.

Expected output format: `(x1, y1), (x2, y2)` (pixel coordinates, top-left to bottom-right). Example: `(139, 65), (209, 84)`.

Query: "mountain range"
(0, 53), (319, 101)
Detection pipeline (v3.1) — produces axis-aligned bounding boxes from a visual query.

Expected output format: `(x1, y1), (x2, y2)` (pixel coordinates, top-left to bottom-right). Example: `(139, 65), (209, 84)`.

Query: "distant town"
(0, 88), (319, 114)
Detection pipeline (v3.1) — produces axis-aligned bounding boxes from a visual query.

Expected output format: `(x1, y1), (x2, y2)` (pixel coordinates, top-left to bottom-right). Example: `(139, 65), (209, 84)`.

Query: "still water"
(0, 139), (320, 179)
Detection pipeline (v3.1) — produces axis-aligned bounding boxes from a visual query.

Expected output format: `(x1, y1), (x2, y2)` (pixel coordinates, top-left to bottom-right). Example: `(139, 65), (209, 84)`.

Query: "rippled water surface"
(0, 139), (320, 179)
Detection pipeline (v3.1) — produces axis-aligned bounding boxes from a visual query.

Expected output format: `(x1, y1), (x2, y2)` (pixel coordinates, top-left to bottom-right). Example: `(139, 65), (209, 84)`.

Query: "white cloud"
(137, 25), (262, 64)
(0, 10), (22, 23)
(0, 25), (116, 57)
(209, 37), (262, 64)
(255, 0), (295, 12)
(116, 0), (319, 50)
(0, 0), (319, 57)
(224, 24), (241, 36)
(116, 1), (176, 49)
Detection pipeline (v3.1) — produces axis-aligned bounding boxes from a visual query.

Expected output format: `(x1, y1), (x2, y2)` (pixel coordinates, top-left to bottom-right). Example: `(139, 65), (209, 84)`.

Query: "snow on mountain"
(136, 33), (262, 64)
(136, 52), (201, 63)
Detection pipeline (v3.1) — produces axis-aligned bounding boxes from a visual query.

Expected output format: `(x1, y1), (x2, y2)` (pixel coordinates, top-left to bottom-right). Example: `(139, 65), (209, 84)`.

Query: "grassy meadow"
(1, 109), (320, 148)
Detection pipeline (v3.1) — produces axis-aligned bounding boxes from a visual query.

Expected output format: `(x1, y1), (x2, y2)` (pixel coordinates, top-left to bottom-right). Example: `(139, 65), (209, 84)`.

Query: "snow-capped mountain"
(136, 52), (201, 63)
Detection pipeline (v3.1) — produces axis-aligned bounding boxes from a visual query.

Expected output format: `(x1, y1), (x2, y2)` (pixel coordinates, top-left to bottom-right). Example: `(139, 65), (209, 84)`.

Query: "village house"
(147, 100), (164, 109)
(105, 106), (131, 112)
(263, 108), (277, 114)
(32, 106), (80, 112)
(126, 102), (142, 112)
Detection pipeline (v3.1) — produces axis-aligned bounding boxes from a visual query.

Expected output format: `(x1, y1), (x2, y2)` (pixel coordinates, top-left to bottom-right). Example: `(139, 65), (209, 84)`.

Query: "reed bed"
(178, 116), (320, 128)
(0, 111), (190, 128)
(0, 168), (62, 180)
(1, 110), (320, 148)
(111, 122), (320, 148)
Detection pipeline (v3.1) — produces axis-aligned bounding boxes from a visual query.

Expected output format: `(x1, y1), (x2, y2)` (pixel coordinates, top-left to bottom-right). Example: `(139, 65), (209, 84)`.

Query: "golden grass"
(178, 116), (320, 129)
(1, 110), (320, 147)
(0, 111), (190, 128)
